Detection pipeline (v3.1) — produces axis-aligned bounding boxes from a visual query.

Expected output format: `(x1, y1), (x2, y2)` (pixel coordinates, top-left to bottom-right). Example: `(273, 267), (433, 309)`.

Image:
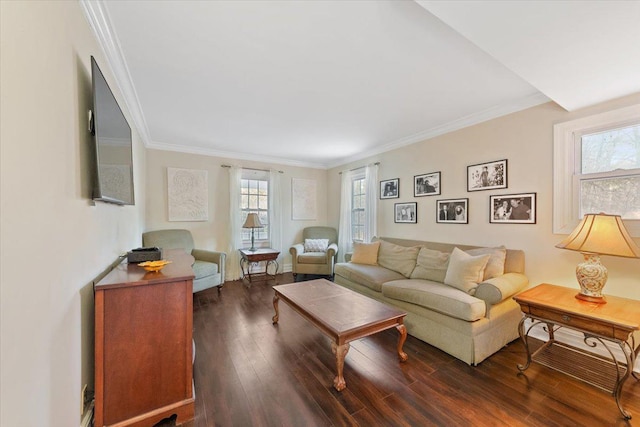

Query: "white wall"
(328, 94), (640, 300)
(145, 149), (328, 273)
(0, 2), (145, 426)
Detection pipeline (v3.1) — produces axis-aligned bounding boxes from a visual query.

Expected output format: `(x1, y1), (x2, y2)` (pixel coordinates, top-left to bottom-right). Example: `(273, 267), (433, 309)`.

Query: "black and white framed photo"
(490, 192), (536, 224)
(380, 178), (399, 199)
(394, 202), (417, 223)
(436, 198), (468, 224)
(414, 172), (441, 197)
(467, 159), (507, 192)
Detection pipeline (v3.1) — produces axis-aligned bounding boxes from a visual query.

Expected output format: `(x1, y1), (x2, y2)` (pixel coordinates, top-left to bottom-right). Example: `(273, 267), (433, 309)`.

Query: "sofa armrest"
(192, 249), (226, 282)
(475, 273), (529, 305)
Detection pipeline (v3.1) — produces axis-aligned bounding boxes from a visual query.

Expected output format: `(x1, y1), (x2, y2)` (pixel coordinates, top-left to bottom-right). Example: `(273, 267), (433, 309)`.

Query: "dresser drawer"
(529, 306), (614, 338)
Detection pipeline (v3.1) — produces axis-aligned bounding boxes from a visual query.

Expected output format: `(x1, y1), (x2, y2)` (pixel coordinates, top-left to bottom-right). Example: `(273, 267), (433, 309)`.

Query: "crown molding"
(80, 0), (152, 145)
(146, 140), (329, 170)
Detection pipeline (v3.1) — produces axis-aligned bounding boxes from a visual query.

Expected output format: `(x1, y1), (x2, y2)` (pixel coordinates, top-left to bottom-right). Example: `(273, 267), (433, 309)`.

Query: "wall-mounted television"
(90, 56), (134, 205)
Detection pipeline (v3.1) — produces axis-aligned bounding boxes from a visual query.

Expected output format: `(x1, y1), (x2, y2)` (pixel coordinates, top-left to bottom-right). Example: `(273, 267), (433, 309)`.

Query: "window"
(351, 176), (366, 241)
(240, 171), (269, 242)
(554, 104), (640, 236)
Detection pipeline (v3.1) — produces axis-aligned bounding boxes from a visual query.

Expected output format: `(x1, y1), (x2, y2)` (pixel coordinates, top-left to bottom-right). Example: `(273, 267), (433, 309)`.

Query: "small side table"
(514, 283), (640, 419)
(239, 248), (280, 284)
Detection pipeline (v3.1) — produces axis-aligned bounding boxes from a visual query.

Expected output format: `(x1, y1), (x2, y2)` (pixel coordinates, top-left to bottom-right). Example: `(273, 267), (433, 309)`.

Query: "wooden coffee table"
(272, 279), (408, 391)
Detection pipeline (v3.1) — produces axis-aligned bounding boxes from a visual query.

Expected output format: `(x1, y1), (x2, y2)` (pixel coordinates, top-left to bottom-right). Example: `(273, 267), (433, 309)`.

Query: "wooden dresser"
(94, 249), (195, 427)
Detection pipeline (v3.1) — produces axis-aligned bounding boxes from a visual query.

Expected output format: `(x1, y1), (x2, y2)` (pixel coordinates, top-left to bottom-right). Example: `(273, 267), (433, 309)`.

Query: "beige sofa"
(334, 237), (528, 365)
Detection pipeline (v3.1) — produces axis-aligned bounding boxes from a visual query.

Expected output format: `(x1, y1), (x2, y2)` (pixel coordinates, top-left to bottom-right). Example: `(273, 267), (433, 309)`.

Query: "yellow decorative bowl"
(139, 260), (172, 272)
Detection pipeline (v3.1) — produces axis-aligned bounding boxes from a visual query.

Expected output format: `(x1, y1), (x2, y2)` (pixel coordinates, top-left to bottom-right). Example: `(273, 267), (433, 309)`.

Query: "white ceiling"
(82, 1), (640, 169)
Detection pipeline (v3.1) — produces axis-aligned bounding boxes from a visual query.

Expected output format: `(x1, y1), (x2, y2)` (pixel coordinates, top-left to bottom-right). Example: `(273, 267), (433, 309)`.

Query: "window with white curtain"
(351, 174), (366, 242)
(553, 104), (640, 236)
(240, 169), (269, 243)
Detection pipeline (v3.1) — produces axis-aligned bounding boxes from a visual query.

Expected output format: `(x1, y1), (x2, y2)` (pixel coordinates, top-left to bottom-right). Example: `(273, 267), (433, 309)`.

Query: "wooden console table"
(94, 249), (195, 427)
(514, 283), (640, 419)
(239, 248), (279, 283)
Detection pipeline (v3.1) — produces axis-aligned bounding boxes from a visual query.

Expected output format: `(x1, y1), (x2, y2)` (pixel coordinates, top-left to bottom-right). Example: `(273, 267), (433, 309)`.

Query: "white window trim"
(553, 104), (640, 236)
(350, 171), (366, 242)
(241, 169), (270, 246)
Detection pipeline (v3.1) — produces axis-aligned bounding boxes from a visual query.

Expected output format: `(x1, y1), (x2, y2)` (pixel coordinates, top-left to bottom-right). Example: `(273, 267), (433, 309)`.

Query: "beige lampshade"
(242, 213), (263, 229)
(556, 213), (640, 258)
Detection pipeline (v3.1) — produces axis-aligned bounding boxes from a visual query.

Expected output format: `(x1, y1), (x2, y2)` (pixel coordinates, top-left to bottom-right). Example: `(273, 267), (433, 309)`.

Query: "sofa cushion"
(382, 279), (486, 322)
(351, 241), (380, 265)
(298, 252), (327, 264)
(192, 260), (218, 279)
(466, 246), (506, 280)
(410, 247), (450, 282)
(304, 238), (329, 252)
(377, 240), (420, 277)
(444, 248), (490, 294)
(335, 262), (405, 292)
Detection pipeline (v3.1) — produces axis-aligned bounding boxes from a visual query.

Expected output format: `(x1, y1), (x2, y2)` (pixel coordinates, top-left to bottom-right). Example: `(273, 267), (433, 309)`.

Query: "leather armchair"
(142, 229), (226, 293)
(290, 226), (338, 280)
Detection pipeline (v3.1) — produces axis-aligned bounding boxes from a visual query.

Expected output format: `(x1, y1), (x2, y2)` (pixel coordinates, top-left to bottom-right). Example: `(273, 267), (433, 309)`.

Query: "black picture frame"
(436, 198), (468, 224)
(467, 159), (507, 192)
(394, 202), (417, 223)
(490, 192), (536, 224)
(380, 178), (399, 199)
(414, 171), (441, 197)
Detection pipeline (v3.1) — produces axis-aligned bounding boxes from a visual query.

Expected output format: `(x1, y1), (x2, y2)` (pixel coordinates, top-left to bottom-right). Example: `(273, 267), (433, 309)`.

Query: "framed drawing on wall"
(436, 198), (468, 224)
(467, 159), (507, 192)
(394, 202), (417, 223)
(380, 178), (399, 199)
(414, 172), (441, 197)
(490, 192), (536, 224)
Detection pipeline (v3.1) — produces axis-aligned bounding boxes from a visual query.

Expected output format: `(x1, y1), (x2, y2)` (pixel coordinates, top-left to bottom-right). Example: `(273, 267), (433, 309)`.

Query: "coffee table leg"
(331, 341), (350, 391)
(396, 324), (408, 362)
(272, 294), (279, 324)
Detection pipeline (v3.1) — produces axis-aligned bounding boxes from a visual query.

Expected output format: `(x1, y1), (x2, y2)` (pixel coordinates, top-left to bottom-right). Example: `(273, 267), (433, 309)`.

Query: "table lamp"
(555, 213), (640, 303)
(243, 213), (263, 251)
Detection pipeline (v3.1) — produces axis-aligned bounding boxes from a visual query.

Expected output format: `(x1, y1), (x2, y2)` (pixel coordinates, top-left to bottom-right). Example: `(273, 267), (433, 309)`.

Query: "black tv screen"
(91, 56), (134, 205)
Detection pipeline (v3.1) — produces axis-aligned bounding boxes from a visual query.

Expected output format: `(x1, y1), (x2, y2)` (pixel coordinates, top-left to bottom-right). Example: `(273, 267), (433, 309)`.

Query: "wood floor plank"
(188, 274), (640, 427)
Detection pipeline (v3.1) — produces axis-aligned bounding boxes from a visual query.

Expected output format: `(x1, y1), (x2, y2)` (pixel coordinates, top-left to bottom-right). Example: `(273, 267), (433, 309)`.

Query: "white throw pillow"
(444, 247), (491, 294)
(466, 246), (507, 280)
(304, 238), (329, 253)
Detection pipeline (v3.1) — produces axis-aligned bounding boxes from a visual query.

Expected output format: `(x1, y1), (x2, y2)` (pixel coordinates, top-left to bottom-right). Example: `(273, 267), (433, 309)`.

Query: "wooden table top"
(514, 283), (640, 331)
(273, 279), (406, 343)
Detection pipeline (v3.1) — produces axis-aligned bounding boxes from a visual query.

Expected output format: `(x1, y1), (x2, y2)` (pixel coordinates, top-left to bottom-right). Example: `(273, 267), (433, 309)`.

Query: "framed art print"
(467, 159), (507, 192)
(490, 192), (536, 224)
(380, 178), (399, 199)
(436, 198), (468, 224)
(414, 172), (441, 197)
(394, 202), (417, 223)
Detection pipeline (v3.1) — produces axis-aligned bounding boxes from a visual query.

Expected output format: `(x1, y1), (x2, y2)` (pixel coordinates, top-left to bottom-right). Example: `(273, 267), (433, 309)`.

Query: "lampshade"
(556, 213), (640, 303)
(555, 213), (640, 258)
(243, 213), (263, 229)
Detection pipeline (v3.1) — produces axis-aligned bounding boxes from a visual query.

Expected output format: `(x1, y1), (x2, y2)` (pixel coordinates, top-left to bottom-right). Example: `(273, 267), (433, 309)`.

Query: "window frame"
(240, 170), (270, 245)
(553, 104), (640, 236)
(351, 172), (367, 242)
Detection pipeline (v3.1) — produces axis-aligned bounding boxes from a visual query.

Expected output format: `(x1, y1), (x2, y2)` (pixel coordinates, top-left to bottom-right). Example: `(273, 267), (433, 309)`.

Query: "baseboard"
(80, 401), (94, 427)
(527, 319), (640, 374)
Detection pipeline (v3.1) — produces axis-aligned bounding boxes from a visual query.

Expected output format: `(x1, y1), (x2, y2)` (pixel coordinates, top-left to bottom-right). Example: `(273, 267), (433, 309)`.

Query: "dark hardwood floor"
(184, 273), (640, 427)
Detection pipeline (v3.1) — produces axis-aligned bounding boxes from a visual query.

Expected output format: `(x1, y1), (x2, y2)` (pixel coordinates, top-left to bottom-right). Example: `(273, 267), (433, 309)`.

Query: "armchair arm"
(289, 243), (304, 271)
(192, 249), (227, 283)
(326, 243), (338, 261)
(475, 273), (529, 305)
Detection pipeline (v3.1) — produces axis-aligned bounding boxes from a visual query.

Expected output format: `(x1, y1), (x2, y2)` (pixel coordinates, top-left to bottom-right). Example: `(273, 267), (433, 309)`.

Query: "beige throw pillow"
(377, 240), (420, 277)
(466, 246), (507, 280)
(351, 241), (380, 265)
(444, 247), (491, 294)
(410, 248), (450, 282)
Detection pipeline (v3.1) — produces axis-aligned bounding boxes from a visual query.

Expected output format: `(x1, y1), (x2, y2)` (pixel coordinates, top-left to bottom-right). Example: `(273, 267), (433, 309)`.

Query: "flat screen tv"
(90, 56), (134, 205)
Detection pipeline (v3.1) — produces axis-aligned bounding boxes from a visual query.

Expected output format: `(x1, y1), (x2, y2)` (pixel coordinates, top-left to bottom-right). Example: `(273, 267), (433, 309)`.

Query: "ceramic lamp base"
(575, 253), (608, 304)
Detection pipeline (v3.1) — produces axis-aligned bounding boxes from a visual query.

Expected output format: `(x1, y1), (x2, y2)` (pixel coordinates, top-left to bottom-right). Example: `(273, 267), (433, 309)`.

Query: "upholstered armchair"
(290, 226), (338, 280)
(142, 229), (226, 293)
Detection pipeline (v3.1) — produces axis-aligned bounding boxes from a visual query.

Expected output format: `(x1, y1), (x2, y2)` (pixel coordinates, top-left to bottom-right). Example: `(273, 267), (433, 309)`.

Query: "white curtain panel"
(364, 164), (378, 243)
(338, 170), (354, 262)
(227, 166), (243, 281)
(269, 169), (283, 272)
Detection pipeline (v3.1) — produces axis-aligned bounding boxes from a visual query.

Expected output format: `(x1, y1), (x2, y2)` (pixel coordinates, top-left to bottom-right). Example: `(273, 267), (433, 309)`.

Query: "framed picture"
(467, 159), (507, 192)
(394, 202), (417, 223)
(414, 172), (441, 197)
(436, 198), (468, 224)
(490, 193), (536, 224)
(380, 178), (399, 199)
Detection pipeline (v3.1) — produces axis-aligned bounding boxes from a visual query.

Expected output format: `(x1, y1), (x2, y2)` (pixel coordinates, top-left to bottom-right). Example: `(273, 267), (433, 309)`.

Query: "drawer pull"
(562, 315), (571, 322)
